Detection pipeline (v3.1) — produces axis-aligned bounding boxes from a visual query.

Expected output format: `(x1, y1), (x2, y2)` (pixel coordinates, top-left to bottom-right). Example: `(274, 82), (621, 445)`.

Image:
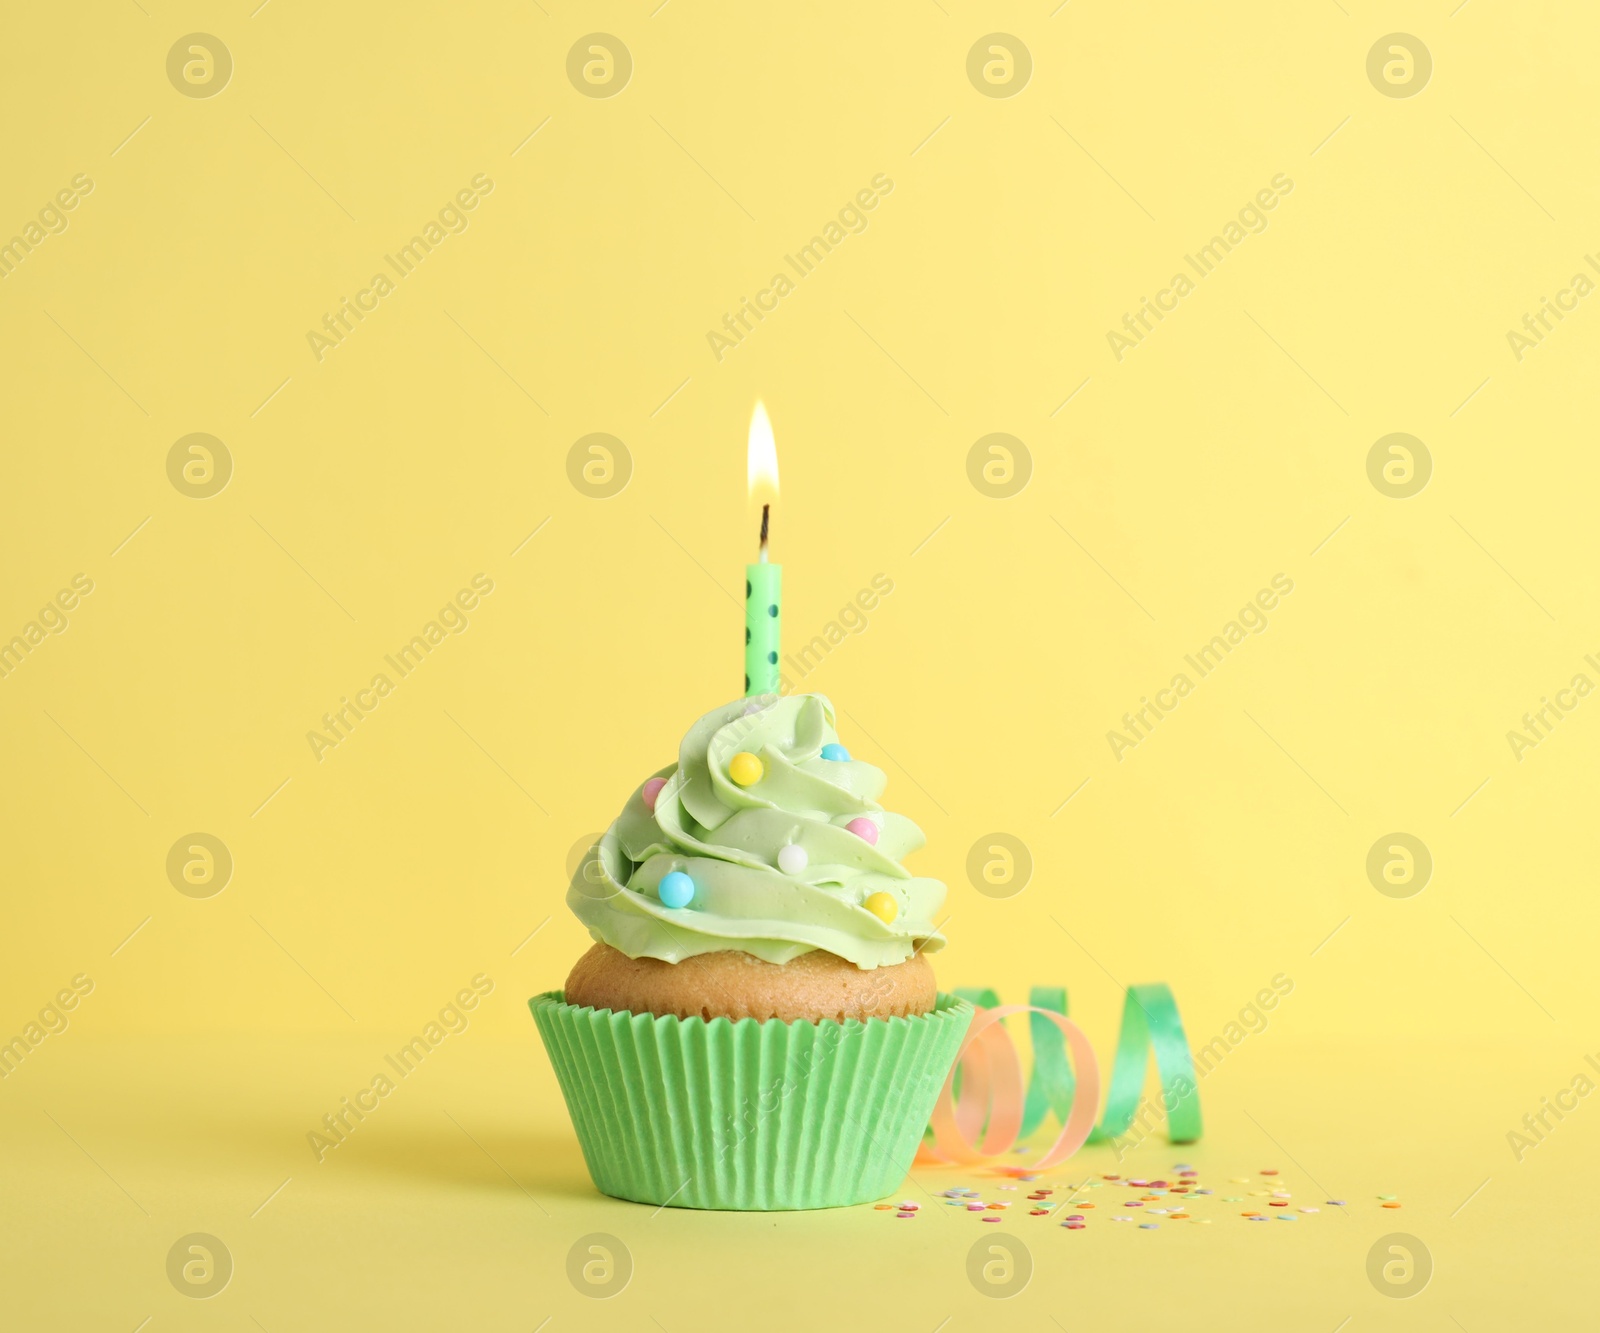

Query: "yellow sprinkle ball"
(863, 892), (898, 924)
(729, 752), (763, 786)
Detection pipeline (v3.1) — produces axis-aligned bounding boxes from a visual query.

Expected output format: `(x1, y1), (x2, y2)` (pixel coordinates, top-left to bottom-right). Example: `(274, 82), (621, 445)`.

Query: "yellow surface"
(1, 1), (1593, 1327)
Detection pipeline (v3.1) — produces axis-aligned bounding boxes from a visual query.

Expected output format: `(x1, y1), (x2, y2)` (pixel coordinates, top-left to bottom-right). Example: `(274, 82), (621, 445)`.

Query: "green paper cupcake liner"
(529, 990), (972, 1210)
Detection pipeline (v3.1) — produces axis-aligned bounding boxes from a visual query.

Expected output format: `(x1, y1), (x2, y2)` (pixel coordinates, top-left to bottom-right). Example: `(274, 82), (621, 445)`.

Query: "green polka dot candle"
(745, 402), (781, 696)
(746, 546), (781, 695)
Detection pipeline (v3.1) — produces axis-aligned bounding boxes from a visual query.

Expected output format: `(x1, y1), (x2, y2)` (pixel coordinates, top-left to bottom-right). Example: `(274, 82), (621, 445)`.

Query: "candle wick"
(759, 503), (770, 560)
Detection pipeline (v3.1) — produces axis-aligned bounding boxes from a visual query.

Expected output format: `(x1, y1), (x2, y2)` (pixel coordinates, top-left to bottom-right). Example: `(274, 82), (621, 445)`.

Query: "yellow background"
(2, 1), (1593, 1327)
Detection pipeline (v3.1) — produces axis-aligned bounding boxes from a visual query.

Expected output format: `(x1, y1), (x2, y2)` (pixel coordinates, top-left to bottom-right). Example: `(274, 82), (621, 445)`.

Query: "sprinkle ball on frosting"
(863, 892), (898, 924)
(658, 871), (695, 909)
(641, 776), (667, 812)
(845, 817), (879, 845)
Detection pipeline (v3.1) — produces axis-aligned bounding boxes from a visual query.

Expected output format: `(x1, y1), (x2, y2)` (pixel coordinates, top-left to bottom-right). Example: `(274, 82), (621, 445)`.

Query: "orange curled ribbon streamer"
(921, 1004), (1103, 1171)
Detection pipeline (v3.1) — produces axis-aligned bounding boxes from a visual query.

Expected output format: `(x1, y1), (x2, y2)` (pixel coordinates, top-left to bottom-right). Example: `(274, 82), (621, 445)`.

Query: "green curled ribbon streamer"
(953, 983), (1201, 1145)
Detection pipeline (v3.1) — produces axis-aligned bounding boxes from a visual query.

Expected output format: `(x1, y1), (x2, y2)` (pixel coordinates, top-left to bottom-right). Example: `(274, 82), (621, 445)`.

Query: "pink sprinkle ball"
(845, 817), (879, 845)
(641, 777), (667, 812)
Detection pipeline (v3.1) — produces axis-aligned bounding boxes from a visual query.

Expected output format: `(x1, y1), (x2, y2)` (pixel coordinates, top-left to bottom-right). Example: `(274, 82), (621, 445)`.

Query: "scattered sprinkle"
(907, 1162), (1347, 1235)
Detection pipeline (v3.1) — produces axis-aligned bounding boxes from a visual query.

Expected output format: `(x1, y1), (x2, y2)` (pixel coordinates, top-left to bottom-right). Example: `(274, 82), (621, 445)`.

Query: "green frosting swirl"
(568, 693), (947, 969)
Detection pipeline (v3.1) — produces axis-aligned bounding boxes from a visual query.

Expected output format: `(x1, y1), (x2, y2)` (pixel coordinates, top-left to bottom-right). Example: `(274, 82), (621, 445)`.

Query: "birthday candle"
(745, 401), (781, 696)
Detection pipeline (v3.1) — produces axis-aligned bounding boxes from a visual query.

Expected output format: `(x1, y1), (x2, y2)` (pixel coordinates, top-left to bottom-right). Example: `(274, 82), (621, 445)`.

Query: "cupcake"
(530, 691), (971, 1210)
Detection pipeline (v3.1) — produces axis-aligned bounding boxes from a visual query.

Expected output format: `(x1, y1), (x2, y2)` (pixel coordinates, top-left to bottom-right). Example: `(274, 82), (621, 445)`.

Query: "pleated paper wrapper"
(530, 991), (972, 1210)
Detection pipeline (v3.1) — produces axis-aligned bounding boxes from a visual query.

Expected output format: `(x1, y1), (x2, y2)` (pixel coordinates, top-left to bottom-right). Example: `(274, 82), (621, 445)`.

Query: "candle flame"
(747, 400), (779, 503)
